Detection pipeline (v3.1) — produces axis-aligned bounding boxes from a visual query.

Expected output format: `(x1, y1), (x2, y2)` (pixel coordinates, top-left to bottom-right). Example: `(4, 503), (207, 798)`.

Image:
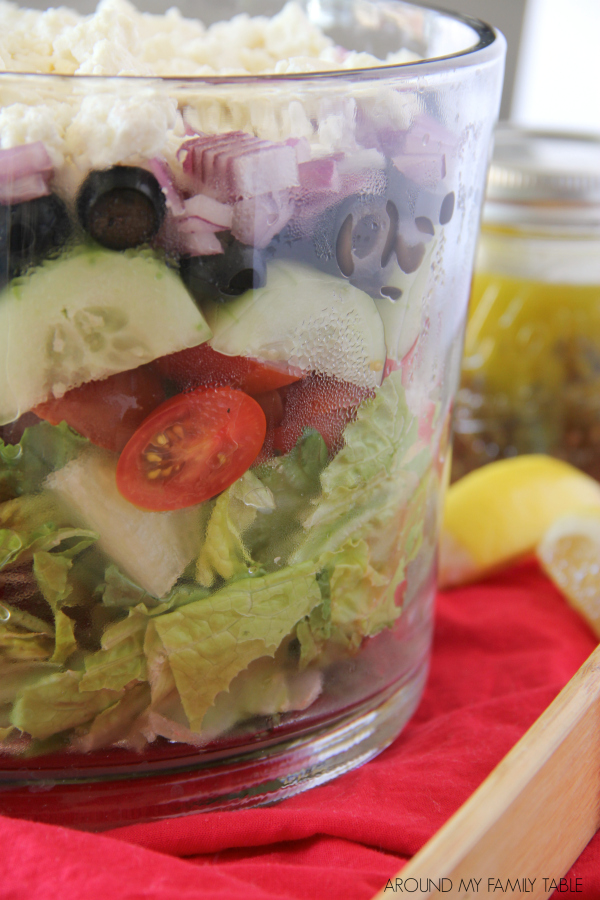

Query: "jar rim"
(0, 0), (504, 83)
(486, 124), (600, 207)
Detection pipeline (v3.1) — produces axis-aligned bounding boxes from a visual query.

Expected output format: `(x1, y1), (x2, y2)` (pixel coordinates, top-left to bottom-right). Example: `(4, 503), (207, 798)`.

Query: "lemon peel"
(439, 455), (600, 588)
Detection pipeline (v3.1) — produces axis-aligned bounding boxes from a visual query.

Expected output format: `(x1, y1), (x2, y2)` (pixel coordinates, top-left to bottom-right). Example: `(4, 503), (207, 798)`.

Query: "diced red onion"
(0, 173), (51, 204)
(0, 142), (53, 204)
(286, 137), (312, 164)
(232, 190), (296, 249)
(0, 142), (52, 181)
(402, 114), (454, 156)
(180, 132), (299, 204)
(177, 229), (223, 256)
(393, 154), (446, 188)
(298, 156), (341, 192)
(393, 114), (456, 187)
(147, 157), (185, 215)
(177, 215), (223, 235)
(180, 193), (233, 228)
(179, 132), (255, 178)
(288, 158), (387, 239)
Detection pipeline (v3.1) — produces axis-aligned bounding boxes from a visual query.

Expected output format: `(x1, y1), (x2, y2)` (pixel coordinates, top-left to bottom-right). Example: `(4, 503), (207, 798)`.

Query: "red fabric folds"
(1, 561), (598, 899)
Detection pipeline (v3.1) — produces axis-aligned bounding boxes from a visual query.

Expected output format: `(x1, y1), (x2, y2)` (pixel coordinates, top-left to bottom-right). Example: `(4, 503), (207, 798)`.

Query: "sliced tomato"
(34, 365), (166, 454)
(272, 375), (374, 456)
(250, 389), (286, 466)
(116, 386), (266, 511)
(154, 343), (302, 395)
(252, 389), (285, 429)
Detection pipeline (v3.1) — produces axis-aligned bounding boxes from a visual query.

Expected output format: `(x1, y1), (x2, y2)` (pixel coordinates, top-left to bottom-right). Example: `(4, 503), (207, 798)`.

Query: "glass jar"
(453, 126), (600, 481)
(0, 0), (505, 828)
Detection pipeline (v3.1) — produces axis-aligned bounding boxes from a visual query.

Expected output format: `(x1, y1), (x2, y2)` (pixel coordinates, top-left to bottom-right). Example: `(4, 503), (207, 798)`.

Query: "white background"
(512, 0), (600, 135)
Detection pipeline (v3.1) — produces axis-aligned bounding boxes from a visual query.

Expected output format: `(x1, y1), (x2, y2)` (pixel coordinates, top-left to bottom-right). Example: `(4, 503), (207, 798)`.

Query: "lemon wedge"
(537, 511), (600, 638)
(439, 455), (600, 588)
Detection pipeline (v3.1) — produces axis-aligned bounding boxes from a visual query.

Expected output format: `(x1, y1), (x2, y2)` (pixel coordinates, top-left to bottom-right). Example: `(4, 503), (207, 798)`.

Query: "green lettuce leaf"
(0, 491), (97, 665)
(99, 564), (153, 610)
(293, 371), (427, 562)
(196, 470), (275, 587)
(150, 562), (321, 731)
(144, 617), (177, 708)
(0, 660), (60, 705)
(80, 609), (148, 693)
(0, 603), (53, 638)
(71, 683), (151, 753)
(201, 653), (323, 741)
(0, 421), (89, 502)
(246, 430), (328, 568)
(292, 371), (433, 651)
(0, 493), (81, 569)
(0, 624), (54, 663)
(10, 669), (122, 740)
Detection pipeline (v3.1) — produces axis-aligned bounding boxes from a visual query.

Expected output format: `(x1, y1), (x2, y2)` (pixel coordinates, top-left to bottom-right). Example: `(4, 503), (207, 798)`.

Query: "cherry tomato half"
(272, 374), (373, 456)
(34, 365), (166, 454)
(154, 343), (301, 395)
(116, 386), (267, 511)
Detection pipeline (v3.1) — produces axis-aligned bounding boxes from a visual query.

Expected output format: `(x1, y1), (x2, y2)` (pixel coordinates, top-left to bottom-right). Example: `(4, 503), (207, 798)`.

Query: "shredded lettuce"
(246, 429), (328, 568)
(149, 562), (321, 731)
(71, 683), (151, 753)
(80, 609), (148, 693)
(201, 653), (323, 741)
(10, 669), (122, 740)
(0, 421), (89, 502)
(0, 491), (98, 671)
(0, 373), (434, 750)
(196, 470), (275, 587)
(292, 371), (433, 652)
(98, 564), (152, 610)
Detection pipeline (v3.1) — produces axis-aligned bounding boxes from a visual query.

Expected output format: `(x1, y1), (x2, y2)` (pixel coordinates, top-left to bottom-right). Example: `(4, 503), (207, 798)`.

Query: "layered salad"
(0, 0), (455, 756)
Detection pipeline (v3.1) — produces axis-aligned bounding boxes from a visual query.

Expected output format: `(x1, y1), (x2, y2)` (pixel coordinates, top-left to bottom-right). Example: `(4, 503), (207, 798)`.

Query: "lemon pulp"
(537, 512), (600, 638)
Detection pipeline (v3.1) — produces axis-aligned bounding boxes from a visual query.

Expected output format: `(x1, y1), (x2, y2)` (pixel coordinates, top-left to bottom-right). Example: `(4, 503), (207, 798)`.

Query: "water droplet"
(0, 605), (10, 623)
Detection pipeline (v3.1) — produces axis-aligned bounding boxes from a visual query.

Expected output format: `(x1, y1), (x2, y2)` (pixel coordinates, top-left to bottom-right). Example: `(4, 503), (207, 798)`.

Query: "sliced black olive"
(415, 216), (435, 235)
(77, 166), (166, 250)
(335, 213), (354, 277)
(380, 285), (403, 301)
(0, 194), (71, 282)
(180, 238), (267, 304)
(268, 168), (445, 297)
(396, 234), (426, 274)
(439, 191), (455, 225)
(333, 195), (403, 296)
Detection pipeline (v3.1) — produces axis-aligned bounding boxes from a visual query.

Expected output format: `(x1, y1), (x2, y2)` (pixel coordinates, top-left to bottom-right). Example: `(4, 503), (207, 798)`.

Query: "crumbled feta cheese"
(0, 0), (420, 175)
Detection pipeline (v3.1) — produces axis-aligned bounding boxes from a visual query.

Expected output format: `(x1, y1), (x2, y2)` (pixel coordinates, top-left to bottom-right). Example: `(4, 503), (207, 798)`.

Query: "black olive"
(439, 191), (455, 225)
(268, 194), (401, 298)
(0, 194), (72, 283)
(180, 237), (267, 304)
(77, 166), (166, 250)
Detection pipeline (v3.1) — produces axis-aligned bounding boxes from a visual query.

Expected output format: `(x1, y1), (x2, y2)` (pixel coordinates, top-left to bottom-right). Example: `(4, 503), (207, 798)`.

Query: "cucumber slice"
(203, 261), (386, 389)
(0, 246), (212, 424)
(373, 241), (434, 363)
(46, 450), (200, 599)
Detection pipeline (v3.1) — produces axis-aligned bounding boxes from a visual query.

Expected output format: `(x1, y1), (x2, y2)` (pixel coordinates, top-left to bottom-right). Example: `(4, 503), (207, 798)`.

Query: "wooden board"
(371, 643), (600, 899)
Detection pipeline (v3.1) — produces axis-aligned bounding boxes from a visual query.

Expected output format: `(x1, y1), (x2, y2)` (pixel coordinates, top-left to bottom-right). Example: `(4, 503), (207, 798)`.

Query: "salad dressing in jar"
(453, 127), (600, 480)
(0, 0), (505, 827)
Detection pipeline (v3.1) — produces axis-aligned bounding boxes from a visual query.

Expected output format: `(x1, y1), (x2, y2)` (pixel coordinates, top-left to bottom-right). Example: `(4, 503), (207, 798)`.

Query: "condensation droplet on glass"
(0, 605), (10, 623)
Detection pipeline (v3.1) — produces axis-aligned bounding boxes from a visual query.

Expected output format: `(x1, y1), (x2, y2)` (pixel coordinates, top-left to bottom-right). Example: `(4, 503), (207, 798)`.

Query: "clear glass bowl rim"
(0, 0), (505, 85)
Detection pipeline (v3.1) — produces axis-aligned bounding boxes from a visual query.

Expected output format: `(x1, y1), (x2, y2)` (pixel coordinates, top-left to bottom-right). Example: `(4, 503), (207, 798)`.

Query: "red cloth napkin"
(2, 561), (599, 899)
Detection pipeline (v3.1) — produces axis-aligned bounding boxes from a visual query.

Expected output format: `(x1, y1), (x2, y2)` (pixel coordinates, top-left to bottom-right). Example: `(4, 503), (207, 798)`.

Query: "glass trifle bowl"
(0, 0), (505, 827)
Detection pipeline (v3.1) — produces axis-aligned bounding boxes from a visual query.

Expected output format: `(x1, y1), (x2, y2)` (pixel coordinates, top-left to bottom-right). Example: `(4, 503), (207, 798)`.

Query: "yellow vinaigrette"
(463, 272), (600, 398)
